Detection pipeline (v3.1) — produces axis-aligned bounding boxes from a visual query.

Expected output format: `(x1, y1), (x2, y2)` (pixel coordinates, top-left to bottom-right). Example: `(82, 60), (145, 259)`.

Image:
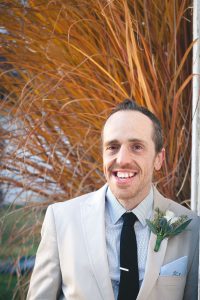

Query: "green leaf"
(154, 235), (164, 252)
(170, 219), (192, 236)
(163, 226), (173, 236)
(159, 217), (172, 234)
(159, 217), (167, 227)
(146, 219), (157, 234)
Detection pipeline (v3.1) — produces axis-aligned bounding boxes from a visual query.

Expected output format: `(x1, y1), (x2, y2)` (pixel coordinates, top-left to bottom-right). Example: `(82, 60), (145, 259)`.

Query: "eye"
(107, 145), (118, 150)
(106, 144), (119, 152)
(132, 144), (143, 152)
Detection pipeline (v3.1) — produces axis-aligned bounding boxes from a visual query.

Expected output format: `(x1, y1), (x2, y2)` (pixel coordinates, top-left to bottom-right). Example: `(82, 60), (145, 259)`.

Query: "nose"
(116, 145), (132, 167)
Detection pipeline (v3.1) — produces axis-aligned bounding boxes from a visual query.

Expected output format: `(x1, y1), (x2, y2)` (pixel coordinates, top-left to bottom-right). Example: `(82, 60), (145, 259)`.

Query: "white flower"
(164, 210), (179, 224)
(146, 208), (191, 252)
(164, 210), (175, 221)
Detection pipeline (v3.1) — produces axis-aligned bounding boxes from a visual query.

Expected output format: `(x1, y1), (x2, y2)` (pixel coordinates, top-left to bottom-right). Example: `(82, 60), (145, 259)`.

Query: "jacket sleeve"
(27, 205), (62, 300)
(183, 216), (199, 300)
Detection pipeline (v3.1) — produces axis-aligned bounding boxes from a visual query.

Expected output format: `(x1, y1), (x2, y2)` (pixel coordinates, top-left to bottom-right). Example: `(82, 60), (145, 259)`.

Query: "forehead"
(103, 110), (154, 143)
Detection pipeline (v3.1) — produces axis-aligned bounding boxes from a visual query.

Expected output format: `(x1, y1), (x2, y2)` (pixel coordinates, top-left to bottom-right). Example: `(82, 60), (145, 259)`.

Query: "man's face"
(102, 110), (164, 207)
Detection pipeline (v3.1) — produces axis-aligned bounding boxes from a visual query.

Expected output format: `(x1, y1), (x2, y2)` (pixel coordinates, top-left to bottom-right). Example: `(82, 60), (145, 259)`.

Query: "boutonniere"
(146, 208), (192, 252)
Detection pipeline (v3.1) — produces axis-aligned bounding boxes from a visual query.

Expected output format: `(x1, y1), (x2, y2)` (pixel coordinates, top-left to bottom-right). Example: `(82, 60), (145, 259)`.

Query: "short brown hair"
(106, 99), (163, 153)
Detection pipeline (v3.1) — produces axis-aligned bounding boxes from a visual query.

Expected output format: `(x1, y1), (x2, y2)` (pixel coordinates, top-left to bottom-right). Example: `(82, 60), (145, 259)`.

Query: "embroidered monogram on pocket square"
(160, 256), (188, 276)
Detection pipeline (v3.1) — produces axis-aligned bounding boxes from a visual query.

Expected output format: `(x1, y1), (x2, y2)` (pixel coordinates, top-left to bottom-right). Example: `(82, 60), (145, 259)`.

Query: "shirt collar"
(106, 186), (153, 227)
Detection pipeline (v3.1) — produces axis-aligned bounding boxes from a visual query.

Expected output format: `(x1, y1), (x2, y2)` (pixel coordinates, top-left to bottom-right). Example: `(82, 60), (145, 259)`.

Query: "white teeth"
(116, 172), (135, 178)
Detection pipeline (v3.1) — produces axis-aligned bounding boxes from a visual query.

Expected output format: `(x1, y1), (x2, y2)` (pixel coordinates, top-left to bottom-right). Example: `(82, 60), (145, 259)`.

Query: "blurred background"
(0, 0), (197, 298)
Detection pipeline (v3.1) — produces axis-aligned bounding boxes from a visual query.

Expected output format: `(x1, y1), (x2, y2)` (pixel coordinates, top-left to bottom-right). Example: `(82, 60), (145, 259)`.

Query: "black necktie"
(117, 212), (139, 300)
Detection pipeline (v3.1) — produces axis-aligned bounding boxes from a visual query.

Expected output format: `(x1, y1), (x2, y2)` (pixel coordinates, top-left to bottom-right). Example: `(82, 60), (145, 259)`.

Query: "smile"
(113, 171), (138, 178)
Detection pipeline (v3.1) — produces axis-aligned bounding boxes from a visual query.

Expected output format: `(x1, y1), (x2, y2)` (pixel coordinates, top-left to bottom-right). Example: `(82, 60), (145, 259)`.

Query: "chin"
(110, 186), (137, 201)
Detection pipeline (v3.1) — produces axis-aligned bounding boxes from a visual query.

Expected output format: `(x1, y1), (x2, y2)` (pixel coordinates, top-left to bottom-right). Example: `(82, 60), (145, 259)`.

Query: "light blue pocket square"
(160, 256), (188, 276)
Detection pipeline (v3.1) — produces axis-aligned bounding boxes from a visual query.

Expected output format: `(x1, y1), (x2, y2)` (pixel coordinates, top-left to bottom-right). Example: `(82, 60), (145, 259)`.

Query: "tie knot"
(123, 212), (137, 226)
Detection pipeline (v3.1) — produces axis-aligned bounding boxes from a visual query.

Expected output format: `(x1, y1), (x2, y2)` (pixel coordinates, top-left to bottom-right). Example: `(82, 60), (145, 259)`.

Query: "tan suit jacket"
(27, 185), (199, 300)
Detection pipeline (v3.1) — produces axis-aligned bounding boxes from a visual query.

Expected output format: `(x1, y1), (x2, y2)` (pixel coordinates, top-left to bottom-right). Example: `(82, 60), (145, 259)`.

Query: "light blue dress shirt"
(105, 187), (153, 300)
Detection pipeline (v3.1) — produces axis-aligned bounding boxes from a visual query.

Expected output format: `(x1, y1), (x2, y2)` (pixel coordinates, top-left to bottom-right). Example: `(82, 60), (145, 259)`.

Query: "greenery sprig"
(146, 208), (192, 252)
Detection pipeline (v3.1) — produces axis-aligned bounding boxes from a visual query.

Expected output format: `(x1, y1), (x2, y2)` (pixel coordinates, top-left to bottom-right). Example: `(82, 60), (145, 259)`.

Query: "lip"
(112, 169), (138, 173)
(111, 170), (138, 185)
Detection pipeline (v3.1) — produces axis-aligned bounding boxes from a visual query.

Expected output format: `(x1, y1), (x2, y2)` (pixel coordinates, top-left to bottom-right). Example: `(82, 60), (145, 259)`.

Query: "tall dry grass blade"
(0, 1), (193, 296)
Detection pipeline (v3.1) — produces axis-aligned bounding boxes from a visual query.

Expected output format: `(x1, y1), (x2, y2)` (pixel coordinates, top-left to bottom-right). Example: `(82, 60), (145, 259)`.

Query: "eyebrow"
(104, 138), (147, 147)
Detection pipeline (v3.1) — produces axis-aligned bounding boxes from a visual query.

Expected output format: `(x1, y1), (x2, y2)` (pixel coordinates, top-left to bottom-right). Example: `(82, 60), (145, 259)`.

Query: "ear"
(154, 148), (165, 171)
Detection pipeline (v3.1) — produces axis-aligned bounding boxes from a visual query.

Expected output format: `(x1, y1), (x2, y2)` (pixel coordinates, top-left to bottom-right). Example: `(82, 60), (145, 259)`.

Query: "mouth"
(113, 171), (137, 178)
(112, 171), (138, 184)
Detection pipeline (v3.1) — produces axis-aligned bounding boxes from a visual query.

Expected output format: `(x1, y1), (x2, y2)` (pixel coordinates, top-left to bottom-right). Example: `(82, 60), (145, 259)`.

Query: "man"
(27, 99), (199, 300)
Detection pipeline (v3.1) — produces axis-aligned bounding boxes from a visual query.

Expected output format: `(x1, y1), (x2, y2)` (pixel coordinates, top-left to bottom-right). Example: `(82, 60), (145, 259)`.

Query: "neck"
(117, 198), (142, 211)
(116, 187), (152, 211)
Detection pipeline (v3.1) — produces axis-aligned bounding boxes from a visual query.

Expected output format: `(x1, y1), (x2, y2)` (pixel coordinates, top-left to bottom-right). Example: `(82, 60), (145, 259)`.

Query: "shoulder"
(153, 186), (199, 229)
(46, 184), (107, 216)
(168, 199), (199, 231)
(42, 184), (107, 230)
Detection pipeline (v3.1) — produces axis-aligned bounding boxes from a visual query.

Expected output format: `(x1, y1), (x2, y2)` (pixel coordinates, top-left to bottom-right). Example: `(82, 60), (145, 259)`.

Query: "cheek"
(103, 155), (114, 174)
(103, 163), (110, 180)
(142, 159), (155, 174)
(103, 163), (107, 174)
(103, 155), (109, 172)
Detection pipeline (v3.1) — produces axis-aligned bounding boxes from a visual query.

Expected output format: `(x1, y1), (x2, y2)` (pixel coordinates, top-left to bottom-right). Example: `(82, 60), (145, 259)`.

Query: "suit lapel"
(137, 186), (170, 300)
(137, 233), (168, 300)
(81, 185), (171, 300)
(81, 184), (115, 300)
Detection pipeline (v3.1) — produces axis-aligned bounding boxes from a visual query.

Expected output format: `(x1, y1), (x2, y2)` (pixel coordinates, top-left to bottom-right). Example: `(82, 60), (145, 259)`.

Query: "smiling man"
(27, 99), (199, 300)
(103, 107), (164, 210)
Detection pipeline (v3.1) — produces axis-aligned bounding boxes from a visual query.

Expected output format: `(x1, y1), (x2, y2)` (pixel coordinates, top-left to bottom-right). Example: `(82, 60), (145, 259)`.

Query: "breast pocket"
(149, 275), (187, 300)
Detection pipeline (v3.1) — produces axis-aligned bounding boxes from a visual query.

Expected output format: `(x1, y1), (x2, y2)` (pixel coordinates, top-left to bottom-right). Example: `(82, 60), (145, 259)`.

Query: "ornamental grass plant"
(0, 0), (193, 298)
